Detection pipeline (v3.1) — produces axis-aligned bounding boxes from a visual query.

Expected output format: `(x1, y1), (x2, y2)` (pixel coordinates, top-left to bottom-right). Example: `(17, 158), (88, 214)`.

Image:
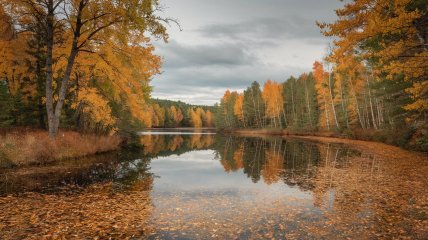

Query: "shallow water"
(1, 131), (427, 239)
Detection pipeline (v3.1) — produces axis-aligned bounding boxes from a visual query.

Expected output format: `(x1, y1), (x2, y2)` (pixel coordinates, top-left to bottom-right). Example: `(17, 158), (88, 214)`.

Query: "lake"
(1, 130), (427, 239)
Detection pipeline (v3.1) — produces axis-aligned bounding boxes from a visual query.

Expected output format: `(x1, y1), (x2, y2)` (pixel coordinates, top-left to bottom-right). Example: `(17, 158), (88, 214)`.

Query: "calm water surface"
(1, 130), (427, 239)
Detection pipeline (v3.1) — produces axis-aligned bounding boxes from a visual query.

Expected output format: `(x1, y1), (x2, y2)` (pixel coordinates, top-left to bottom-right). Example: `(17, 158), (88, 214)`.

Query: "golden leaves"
(320, 0), (428, 117)
(262, 80), (284, 119)
(233, 93), (245, 123)
(78, 87), (116, 127)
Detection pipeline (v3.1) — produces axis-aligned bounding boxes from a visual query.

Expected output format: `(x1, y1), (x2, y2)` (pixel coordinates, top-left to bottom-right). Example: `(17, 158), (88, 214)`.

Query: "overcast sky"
(151, 0), (344, 106)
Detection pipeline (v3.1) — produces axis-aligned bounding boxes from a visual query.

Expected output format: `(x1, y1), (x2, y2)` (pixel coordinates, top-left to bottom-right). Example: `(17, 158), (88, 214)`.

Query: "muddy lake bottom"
(1, 130), (427, 239)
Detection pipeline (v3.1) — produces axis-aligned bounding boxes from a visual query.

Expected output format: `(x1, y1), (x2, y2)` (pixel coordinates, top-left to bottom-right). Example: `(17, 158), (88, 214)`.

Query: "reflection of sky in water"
(150, 149), (312, 201)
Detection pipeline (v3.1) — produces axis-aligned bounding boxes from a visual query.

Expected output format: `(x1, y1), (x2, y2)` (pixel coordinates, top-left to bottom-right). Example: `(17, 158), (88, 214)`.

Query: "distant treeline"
(149, 99), (215, 128)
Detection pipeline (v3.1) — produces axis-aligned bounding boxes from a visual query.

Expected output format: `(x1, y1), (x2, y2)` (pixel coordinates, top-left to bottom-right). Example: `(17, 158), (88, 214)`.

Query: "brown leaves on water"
(0, 182), (153, 239)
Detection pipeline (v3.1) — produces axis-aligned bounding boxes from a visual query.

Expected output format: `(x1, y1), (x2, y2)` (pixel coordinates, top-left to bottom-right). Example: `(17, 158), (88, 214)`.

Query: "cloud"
(151, 53), (306, 105)
(197, 16), (325, 44)
(156, 40), (259, 69)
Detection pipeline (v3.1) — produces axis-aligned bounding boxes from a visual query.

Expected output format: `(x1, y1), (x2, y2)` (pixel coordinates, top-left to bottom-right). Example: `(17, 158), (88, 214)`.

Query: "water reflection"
(215, 136), (359, 188)
(0, 132), (427, 239)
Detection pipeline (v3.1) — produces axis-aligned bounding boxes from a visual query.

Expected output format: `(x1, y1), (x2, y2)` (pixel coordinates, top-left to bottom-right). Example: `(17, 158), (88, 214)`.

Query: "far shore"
(221, 129), (428, 164)
(220, 128), (427, 152)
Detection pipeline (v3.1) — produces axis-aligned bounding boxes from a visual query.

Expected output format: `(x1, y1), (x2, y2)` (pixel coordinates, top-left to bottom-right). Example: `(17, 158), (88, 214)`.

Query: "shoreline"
(220, 128), (428, 153)
(222, 129), (428, 164)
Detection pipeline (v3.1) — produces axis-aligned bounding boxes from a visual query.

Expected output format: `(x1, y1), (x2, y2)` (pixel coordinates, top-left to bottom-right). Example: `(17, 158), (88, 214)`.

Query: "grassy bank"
(0, 129), (123, 167)
(222, 128), (428, 152)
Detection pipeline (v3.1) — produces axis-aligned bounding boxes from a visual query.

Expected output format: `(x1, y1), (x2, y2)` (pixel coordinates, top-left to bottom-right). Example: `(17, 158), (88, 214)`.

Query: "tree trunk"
(290, 81), (297, 125)
(349, 79), (365, 129)
(45, 0), (56, 137)
(240, 101), (246, 128)
(304, 79), (313, 127)
(340, 81), (350, 129)
(328, 72), (340, 129)
(364, 93), (371, 128)
(366, 75), (378, 130)
(45, 1), (83, 138)
(324, 95), (330, 130)
(250, 90), (260, 128)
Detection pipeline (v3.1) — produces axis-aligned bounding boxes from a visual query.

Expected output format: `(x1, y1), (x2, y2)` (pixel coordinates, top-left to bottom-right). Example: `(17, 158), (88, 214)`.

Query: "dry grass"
(0, 129), (122, 166)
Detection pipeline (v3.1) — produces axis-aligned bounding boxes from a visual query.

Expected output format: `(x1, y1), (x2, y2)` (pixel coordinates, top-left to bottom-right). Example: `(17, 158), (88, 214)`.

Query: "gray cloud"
(198, 16), (323, 43)
(156, 40), (258, 69)
(151, 57), (306, 105)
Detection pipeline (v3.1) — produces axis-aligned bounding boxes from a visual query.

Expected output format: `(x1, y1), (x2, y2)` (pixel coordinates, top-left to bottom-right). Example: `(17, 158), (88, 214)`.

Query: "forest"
(214, 0), (427, 151)
(0, 0), (427, 151)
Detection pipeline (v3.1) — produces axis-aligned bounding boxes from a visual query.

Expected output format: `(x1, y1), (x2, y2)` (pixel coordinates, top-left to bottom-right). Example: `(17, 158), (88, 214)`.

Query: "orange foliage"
(262, 80), (284, 127)
(313, 61), (334, 130)
(261, 148), (283, 185)
(234, 93), (245, 125)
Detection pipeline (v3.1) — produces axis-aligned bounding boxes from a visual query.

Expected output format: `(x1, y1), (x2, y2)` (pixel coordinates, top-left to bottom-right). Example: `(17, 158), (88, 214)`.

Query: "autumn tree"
(215, 90), (239, 129)
(313, 61), (339, 130)
(243, 81), (265, 128)
(167, 105), (184, 127)
(189, 108), (202, 128)
(203, 110), (214, 127)
(233, 93), (246, 128)
(262, 80), (284, 128)
(2, 0), (174, 137)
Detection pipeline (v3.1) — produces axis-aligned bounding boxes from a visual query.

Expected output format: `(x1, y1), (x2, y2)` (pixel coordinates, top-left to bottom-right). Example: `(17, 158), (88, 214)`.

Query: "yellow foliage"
(234, 93), (245, 123)
(261, 80), (283, 119)
(76, 88), (116, 127)
(189, 108), (203, 128)
(319, 0), (428, 117)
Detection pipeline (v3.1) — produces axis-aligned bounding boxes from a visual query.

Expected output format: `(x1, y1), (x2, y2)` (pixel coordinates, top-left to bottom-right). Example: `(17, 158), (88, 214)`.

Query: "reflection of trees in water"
(213, 137), (428, 237)
(0, 148), (155, 194)
(89, 136), (427, 238)
(139, 134), (215, 155)
(214, 136), (362, 192)
(1, 134), (216, 195)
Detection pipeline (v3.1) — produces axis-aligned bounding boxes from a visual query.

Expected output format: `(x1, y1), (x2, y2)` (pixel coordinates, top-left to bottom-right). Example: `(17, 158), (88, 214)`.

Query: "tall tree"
(243, 81), (264, 128)
(234, 93), (246, 128)
(3, 0), (173, 137)
(262, 80), (284, 128)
